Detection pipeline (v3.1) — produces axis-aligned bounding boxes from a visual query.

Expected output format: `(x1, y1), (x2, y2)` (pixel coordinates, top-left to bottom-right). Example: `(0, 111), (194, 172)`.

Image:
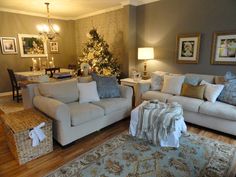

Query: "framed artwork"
(176, 33), (201, 64)
(211, 31), (236, 65)
(18, 34), (47, 57)
(49, 41), (59, 53)
(0, 37), (18, 54)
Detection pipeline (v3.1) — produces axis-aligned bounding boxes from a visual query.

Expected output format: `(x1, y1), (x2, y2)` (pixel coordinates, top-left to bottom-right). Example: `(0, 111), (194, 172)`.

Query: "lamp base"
(142, 61), (150, 80)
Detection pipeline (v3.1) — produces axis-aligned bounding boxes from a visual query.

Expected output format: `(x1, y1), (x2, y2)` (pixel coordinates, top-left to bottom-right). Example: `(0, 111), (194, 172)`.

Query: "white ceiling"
(0, 0), (159, 20)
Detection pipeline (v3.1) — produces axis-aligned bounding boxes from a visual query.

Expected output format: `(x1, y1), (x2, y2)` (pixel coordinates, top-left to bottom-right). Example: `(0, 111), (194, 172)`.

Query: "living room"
(0, 0), (236, 176)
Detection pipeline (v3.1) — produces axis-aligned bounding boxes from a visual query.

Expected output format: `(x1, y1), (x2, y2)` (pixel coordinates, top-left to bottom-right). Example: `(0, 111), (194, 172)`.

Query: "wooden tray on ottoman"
(1, 109), (53, 165)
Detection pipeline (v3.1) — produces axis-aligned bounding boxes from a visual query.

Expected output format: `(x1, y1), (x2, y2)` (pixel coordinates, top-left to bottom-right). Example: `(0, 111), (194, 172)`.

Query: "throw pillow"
(181, 83), (206, 100)
(77, 81), (100, 103)
(150, 71), (168, 91)
(200, 80), (224, 103)
(224, 71), (236, 81)
(91, 73), (120, 98)
(218, 82), (236, 106)
(161, 75), (185, 95)
(184, 75), (200, 86)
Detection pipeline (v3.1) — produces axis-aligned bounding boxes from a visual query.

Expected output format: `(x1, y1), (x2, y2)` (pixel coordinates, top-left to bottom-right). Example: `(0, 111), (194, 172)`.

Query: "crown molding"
(74, 5), (123, 20)
(121, 0), (160, 6)
(0, 7), (74, 20)
(0, 0), (160, 21)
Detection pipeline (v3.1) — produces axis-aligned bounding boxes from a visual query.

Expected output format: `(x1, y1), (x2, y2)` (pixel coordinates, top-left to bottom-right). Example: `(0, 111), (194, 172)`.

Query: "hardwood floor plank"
(0, 117), (235, 177)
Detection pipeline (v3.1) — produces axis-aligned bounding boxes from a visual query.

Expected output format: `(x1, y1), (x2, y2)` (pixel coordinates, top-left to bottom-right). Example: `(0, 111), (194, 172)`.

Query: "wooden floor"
(0, 115), (236, 177)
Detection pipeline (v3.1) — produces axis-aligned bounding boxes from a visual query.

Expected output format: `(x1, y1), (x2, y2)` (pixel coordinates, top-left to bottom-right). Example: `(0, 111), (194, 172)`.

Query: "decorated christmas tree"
(78, 28), (120, 76)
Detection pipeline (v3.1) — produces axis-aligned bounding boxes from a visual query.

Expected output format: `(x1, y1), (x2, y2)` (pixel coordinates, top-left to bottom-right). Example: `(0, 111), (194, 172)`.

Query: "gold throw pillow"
(181, 83), (206, 100)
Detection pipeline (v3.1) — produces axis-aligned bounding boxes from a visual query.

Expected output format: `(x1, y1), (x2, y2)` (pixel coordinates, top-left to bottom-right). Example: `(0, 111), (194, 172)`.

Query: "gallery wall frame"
(176, 33), (201, 64)
(49, 41), (59, 53)
(18, 34), (47, 57)
(211, 31), (236, 65)
(0, 37), (18, 54)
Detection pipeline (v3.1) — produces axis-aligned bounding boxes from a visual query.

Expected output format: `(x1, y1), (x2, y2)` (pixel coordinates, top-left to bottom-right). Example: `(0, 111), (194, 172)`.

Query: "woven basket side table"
(1, 109), (53, 165)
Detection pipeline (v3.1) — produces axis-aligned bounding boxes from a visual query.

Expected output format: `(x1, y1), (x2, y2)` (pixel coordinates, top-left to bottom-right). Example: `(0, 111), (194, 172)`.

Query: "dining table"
(15, 68), (74, 82)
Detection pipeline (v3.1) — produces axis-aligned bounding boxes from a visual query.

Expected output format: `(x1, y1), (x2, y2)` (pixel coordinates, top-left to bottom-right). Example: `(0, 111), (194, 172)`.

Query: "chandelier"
(36, 2), (60, 41)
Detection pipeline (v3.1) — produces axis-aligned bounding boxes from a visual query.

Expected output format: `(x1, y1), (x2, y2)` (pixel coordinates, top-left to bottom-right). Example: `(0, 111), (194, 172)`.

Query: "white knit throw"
(135, 100), (184, 145)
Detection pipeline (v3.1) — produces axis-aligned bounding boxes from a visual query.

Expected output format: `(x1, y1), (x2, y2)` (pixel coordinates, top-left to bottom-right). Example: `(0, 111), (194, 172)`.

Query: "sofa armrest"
(33, 96), (70, 125)
(136, 80), (151, 94)
(119, 85), (133, 99)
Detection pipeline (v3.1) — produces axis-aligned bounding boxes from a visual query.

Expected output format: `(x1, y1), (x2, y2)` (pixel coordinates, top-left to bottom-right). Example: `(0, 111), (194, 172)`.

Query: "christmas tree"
(78, 28), (120, 76)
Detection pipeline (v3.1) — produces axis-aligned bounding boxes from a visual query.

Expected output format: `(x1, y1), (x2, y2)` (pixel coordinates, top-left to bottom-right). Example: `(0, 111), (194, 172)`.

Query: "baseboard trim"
(0, 91), (12, 97)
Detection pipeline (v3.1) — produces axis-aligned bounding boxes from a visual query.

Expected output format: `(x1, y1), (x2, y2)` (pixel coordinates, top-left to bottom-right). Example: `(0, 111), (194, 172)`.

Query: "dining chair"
(7, 68), (22, 102)
(45, 67), (60, 77)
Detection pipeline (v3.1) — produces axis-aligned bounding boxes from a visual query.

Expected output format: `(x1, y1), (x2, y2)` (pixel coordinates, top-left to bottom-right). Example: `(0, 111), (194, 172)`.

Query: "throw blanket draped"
(135, 100), (184, 145)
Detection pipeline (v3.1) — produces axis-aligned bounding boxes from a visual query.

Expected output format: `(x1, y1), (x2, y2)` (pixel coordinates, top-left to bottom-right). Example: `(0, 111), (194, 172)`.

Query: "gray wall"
(0, 11), (77, 92)
(136, 0), (236, 75)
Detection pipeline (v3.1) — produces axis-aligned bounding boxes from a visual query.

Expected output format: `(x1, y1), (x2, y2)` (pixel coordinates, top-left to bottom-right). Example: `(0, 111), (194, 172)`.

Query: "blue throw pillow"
(218, 72), (236, 105)
(224, 71), (236, 81)
(184, 75), (200, 86)
(218, 82), (236, 105)
(91, 73), (120, 99)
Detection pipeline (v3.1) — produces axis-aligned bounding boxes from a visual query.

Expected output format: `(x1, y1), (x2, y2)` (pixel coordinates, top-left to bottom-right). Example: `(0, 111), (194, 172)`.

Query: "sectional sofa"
(136, 73), (236, 136)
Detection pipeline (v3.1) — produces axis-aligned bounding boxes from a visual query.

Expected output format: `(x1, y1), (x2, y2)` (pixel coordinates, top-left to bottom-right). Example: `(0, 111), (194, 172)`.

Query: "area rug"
(0, 95), (23, 114)
(46, 132), (236, 177)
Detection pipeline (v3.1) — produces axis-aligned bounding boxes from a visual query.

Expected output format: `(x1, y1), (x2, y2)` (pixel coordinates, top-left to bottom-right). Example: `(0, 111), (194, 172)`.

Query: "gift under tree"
(78, 28), (120, 77)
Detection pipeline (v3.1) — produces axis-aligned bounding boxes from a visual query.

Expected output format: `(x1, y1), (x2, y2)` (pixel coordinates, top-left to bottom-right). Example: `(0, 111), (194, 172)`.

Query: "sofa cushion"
(38, 78), (79, 104)
(199, 101), (236, 121)
(150, 71), (168, 91)
(91, 73), (120, 99)
(142, 91), (173, 103)
(168, 96), (204, 113)
(200, 80), (224, 103)
(68, 102), (105, 126)
(185, 73), (215, 84)
(161, 75), (185, 95)
(77, 81), (100, 103)
(92, 98), (129, 115)
(181, 83), (205, 100)
(184, 75), (200, 86)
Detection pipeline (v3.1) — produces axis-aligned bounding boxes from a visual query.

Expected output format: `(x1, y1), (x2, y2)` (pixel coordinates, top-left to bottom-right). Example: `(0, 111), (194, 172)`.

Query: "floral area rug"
(0, 95), (23, 114)
(46, 132), (236, 177)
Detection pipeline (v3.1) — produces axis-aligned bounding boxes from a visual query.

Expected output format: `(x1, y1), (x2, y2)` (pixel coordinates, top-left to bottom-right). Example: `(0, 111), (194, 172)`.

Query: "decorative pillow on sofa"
(200, 80), (224, 103)
(38, 78), (79, 103)
(161, 75), (185, 95)
(184, 75), (200, 86)
(218, 72), (236, 106)
(181, 83), (206, 100)
(77, 81), (100, 103)
(91, 73), (120, 99)
(218, 82), (236, 106)
(150, 71), (168, 91)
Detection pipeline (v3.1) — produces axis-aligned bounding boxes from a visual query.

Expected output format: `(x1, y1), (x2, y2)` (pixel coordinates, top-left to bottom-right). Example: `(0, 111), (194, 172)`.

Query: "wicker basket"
(1, 109), (53, 165)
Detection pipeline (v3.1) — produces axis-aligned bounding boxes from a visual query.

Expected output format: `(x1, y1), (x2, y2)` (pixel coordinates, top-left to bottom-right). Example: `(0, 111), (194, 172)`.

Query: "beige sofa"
(29, 79), (133, 146)
(137, 73), (236, 136)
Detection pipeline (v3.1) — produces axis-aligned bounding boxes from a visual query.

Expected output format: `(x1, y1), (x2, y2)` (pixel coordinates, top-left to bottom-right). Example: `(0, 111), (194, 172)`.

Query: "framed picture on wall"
(211, 31), (236, 65)
(18, 34), (47, 57)
(176, 33), (201, 64)
(49, 41), (59, 53)
(0, 37), (18, 54)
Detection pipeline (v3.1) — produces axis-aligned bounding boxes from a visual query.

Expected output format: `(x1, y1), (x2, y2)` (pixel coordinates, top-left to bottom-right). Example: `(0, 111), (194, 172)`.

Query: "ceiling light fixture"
(36, 2), (60, 41)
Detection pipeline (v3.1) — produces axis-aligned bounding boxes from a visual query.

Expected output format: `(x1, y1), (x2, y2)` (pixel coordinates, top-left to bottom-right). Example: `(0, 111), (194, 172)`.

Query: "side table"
(1, 109), (53, 165)
(120, 78), (150, 107)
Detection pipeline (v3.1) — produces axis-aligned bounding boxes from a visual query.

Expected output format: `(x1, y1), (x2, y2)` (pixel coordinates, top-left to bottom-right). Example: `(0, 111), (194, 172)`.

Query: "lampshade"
(138, 47), (154, 60)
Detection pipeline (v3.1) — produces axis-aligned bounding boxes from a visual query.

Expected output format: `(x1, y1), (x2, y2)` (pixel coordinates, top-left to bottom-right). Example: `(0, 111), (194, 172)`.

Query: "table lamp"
(138, 47), (154, 79)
